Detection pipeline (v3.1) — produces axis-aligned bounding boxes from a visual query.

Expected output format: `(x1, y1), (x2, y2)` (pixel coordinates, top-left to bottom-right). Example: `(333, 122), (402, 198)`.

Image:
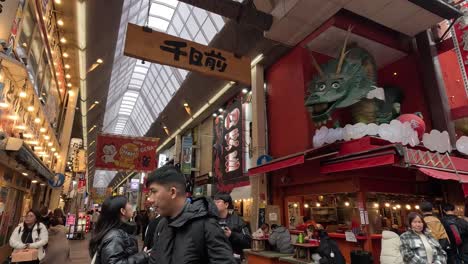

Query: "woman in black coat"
(89, 196), (148, 264)
(316, 230), (346, 264)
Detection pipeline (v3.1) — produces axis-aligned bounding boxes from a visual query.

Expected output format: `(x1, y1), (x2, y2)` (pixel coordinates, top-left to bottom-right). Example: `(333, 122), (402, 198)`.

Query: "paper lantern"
(398, 113), (426, 139)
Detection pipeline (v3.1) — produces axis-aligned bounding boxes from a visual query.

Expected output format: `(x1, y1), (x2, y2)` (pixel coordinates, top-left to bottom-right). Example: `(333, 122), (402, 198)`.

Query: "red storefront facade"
(250, 10), (468, 263)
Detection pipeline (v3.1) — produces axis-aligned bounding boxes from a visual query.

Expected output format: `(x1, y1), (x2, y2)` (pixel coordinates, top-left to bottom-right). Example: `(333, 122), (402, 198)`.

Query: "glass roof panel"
(103, 0), (226, 146)
(150, 3), (175, 20)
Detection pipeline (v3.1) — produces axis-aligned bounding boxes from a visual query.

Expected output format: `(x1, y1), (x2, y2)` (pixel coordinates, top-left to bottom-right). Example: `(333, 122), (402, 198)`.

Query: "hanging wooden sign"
(124, 23), (251, 85)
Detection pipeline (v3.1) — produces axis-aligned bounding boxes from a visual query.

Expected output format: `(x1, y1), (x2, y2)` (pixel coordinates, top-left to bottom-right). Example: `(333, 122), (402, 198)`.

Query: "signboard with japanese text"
(452, 3), (468, 96)
(77, 173), (86, 194)
(181, 136), (193, 175)
(124, 23), (251, 85)
(95, 134), (160, 172)
(73, 149), (86, 173)
(212, 98), (248, 192)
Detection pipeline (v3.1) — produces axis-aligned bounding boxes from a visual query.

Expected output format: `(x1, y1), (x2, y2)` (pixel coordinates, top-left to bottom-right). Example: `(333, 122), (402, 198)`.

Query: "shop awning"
(248, 153), (305, 176)
(418, 168), (468, 182)
(320, 153), (397, 174)
(0, 134), (54, 180)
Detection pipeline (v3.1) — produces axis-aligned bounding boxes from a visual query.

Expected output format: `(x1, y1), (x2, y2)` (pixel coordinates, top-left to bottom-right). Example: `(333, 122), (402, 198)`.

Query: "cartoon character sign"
(114, 143), (139, 169)
(102, 144), (117, 163)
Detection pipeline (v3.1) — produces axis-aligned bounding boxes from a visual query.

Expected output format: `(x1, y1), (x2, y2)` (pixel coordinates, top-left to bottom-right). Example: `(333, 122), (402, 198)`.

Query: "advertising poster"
(95, 134), (159, 172)
(181, 136), (192, 174)
(212, 98), (248, 192)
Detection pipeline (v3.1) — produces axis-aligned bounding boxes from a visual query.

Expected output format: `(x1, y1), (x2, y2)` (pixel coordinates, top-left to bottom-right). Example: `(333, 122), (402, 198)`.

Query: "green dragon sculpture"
(305, 28), (402, 126)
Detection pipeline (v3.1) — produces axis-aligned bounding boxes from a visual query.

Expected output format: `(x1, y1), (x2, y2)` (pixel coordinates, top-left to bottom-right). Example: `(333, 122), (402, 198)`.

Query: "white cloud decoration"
(422, 130), (452, 153)
(456, 136), (468, 155)
(312, 120), (420, 148)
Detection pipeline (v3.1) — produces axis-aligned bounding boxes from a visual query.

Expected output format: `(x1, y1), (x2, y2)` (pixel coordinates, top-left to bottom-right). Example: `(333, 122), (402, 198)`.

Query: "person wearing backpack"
(9, 209), (48, 264)
(420, 201), (451, 251)
(442, 203), (468, 264)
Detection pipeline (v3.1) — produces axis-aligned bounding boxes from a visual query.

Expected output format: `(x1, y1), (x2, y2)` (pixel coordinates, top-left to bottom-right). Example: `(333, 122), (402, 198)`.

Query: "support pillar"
(416, 29), (456, 143)
(250, 63), (268, 230)
(174, 135), (182, 165)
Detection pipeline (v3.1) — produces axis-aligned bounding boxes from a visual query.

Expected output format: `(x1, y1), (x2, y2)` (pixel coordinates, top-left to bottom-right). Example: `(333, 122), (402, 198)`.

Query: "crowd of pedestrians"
(381, 201), (468, 264)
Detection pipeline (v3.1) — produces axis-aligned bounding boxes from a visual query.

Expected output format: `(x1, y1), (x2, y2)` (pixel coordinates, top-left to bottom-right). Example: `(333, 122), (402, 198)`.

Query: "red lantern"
(398, 113), (426, 139)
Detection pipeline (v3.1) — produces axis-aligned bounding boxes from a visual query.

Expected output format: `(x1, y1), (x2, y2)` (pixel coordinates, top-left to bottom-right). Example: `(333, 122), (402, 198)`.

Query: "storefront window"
(0, 187), (10, 247)
(18, 3), (36, 50)
(29, 27), (44, 94)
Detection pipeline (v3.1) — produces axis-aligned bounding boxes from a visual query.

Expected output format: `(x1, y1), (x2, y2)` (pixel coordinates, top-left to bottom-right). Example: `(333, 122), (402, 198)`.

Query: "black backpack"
(444, 217), (464, 248)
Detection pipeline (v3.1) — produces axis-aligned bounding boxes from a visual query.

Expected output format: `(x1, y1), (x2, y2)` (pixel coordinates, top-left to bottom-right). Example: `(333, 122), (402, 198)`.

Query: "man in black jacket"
(442, 203), (468, 264)
(147, 165), (236, 264)
(214, 193), (252, 262)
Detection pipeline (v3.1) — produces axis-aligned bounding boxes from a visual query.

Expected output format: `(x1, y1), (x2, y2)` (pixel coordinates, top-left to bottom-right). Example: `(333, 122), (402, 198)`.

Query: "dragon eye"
(316, 83), (326, 91)
(331, 82), (340, 89)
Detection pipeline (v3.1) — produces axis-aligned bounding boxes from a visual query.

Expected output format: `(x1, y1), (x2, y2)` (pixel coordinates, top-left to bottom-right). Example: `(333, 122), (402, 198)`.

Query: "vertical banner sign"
(213, 99), (248, 192)
(181, 136), (193, 174)
(77, 173), (86, 194)
(452, 4), (468, 96)
(95, 134), (160, 172)
(0, 0), (20, 43)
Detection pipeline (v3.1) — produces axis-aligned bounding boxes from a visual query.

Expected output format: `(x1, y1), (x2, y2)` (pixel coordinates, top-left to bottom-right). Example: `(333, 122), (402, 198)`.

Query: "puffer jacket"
(9, 222), (48, 261)
(268, 226), (293, 254)
(94, 226), (147, 264)
(223, 212), (252, 257)
(380, 231), (403, 264)
(149, 197), (236, 264)
(400, 229), (447, 264)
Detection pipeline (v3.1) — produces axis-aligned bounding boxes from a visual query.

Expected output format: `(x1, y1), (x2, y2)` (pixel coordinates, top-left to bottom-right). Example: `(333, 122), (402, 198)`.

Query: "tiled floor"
(70, 236), (91, 263)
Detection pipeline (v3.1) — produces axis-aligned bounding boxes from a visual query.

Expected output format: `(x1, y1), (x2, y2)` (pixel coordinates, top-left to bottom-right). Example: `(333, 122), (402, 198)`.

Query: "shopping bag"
(11, 249), (39, 262)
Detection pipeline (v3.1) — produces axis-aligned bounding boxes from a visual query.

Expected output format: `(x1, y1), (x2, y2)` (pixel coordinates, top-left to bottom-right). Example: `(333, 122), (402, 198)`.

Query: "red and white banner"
(95, 134), (159, 172)
(452, 4), (468, 96)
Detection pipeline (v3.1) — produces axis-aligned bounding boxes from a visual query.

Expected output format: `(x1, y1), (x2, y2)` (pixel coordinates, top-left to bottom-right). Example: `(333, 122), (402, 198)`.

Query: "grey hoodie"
(268, 226), (294, 254)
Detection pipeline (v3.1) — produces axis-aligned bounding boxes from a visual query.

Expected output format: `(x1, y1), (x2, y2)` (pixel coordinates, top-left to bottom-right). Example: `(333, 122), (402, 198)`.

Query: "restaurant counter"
(244, 249), (293, 264)
(289, 230), (383, 264)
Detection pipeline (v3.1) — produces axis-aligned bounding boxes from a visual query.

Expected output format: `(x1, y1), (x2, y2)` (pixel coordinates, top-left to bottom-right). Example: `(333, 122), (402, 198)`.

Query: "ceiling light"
(34, 118), (41, 123)
(19, 91), (27, 98)
(51, 148), (56, 152)
(415, 205), (420, 210)
(96, 58), (103, 64)
(242, 88), (248, 94)
(40, 128), (46, 133)
(68, 90), (75, 96)
(396, 204), (401, 209)
(385, 203), (390, 207)
(212, 113), (217, 117)
(48, 142), (53, 146)
(22, 172), (28, 176)
(27, 106), (34, 112)
(54, 153), (59, 157)
(344, 202), (350, 207)
(8, 115), (18, 120)
(56, 71), (60, 76)
(60, 37), (67, 43)
(22, 42), (27, 47)
(373, 203), (379, 208)
(58, 81), (62, 85)
(44, 135), (50, 140)
(183, 103), (189, 107)
(63, 52), (69, 58)
(218, 108), (223, 113)
(57, 19), (64, 26)
(316, 203), (321, 207)
(16, 125), (26, 130)
(406, 204), (411, 210)
(40, 183), (46, 186)
(65, 74), (71, 79)
(304, 204), (309, 208)
(67, 83), (72, 87)
(0, 102), (9, 108)
(31, 180), (38, 183)
(55, 0), (61, 4)
(94, 101), (99, 104)
(23, 133), (33, 138)
(65, 64), (70, 69)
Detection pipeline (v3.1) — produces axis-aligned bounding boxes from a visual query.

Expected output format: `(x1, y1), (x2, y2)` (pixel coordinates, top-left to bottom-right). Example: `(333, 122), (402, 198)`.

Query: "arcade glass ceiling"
(93, 0), (242, 188)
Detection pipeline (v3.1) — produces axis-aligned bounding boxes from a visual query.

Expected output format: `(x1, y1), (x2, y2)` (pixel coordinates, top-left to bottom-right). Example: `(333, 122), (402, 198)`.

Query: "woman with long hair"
(40, 216), (70, 264)
(400, 212), (447, 264)
(89, 195), (148, 264)
(9, 209), (48, 264)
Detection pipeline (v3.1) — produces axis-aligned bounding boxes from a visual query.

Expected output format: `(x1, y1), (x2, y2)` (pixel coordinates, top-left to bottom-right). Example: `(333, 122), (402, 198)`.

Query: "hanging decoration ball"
(398, 113), (426, 139)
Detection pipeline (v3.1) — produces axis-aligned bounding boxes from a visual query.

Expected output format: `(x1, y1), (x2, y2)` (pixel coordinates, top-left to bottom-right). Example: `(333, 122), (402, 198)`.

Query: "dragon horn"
(310, 53), (325, 78)
(336, 25), (354, 75)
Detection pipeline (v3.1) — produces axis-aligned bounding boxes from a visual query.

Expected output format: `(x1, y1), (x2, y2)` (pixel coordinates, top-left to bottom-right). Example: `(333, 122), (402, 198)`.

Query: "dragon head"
(305, 28), (376, 125)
